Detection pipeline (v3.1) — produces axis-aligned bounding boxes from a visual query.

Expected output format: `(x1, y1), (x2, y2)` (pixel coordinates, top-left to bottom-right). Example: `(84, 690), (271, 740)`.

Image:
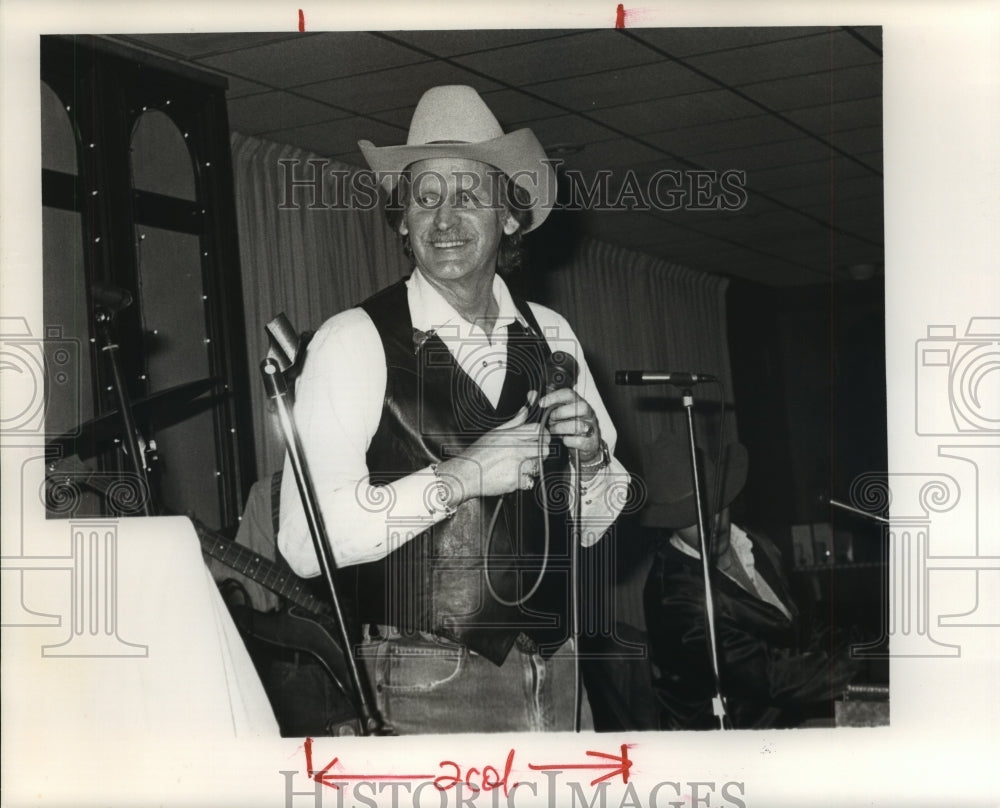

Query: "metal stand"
(571, 446), (582, 733)
(681, 389), (729, 730)
(260, 318), (387, 736)
(94, 305), (153, 516)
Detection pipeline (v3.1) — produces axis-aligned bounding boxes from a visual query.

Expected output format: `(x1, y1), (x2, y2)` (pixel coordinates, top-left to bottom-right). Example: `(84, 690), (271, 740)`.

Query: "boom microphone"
(615, 370), (717, 385)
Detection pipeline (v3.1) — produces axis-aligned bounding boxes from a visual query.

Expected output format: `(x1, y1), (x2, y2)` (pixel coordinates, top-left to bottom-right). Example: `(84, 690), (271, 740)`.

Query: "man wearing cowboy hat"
(278, 86), (629, 734)
(642, 434), (857, 729)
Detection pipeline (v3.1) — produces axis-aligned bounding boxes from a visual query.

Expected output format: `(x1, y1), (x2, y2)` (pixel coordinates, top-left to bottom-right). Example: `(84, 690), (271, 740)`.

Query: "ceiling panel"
(528, 60), (716, 112)
(644, 114), (804, 158)
(295, 60), (502, 113)
(744, 154), (880, 193)
(104, 27), (884, 287)
(517, 113), (619, 150)
(587, 90), (762, 137)
(848, 27), (883, 52)
(452, 29), (656, 86)
(558, 139), (674, 174)
(479, 89), (566, 126)
(684, 30), (880, 86)
(197, 33), (428, 87)
(225, 76), (272, 99)
(782, 95), (883, 133)
(828, 125), (883, 155)
(265, 116), (405, 159)
(738, 63), (882, 110)
(121, 32), (305, 60)
(768, 175), (884, 209)
(227, 91), (350, 134)
(690, 136), (833, 172)
(381, 29), (577, 57)
(628, 27), (829, 58)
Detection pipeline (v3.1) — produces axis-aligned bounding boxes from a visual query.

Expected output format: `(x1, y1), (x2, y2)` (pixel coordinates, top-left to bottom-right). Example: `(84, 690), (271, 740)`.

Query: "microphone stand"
(93, 304), (153, 516)
(260, 357), (387, 736)
(681, 389), (729, 730)
(570, 446), (582, 733)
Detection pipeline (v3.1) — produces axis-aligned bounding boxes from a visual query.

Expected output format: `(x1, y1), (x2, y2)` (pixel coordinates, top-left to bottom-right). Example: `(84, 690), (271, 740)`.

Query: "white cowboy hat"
(358, 85), (557, 232)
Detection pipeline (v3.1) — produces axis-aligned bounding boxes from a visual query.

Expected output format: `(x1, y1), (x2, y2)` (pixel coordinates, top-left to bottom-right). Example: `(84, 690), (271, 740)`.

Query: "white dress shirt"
(278, 269), (630, 577)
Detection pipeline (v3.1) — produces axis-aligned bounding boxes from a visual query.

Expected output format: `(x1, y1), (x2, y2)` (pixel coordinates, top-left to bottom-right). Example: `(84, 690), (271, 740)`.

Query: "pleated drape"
(531, 238), (734, 480)
(230, 132), (734, 486)
(230, 132), (408, 478)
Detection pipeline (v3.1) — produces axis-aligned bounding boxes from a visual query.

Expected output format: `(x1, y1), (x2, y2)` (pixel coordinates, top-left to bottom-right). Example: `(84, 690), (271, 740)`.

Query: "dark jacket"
(643, 529), (851, 729)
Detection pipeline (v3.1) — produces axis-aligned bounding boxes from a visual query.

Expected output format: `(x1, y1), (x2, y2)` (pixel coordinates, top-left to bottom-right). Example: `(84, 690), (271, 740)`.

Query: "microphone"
(545, 350), (578, 394)
(615, 370), (717, 385)
(92, 282), (134, 313)
(527, 350), (579, 424)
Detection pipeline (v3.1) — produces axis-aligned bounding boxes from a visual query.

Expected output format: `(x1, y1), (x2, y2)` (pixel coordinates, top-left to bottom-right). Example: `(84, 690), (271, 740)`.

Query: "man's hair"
(383, 169), (533, 276)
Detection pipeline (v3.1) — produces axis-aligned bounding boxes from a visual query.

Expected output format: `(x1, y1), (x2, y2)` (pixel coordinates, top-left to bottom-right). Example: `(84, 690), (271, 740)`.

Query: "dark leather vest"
(353, 279), (572, 665)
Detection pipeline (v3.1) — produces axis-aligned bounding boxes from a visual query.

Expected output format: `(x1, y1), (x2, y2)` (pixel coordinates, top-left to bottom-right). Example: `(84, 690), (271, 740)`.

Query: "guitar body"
(227, 602), (363, 737)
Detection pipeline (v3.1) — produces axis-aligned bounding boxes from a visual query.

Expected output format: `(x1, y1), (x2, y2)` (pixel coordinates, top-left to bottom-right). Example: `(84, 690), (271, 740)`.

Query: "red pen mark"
(303, 738), (517, 791)
(528, 744), (633, 786)
(298, 9), (305, 32)
(435, 749), (517, 797)
(615, 3), (626, 29)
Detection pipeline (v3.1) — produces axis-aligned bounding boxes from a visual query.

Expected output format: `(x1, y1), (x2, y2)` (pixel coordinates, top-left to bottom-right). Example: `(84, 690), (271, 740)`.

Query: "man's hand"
(538, 387), (602, 462)
(436, 399), (550, 504)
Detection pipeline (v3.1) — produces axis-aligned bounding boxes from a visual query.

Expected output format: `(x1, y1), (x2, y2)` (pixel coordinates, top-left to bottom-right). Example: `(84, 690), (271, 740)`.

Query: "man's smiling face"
(400, 157), (520, 289)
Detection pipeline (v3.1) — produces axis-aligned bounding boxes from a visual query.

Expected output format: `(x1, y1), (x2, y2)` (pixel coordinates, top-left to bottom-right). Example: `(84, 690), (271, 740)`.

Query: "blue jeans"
(358, 630), (593, 734)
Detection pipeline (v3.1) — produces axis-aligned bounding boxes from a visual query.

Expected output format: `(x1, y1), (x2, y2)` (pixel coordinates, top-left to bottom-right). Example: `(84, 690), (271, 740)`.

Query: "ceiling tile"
(745, 153), (880, 193)
(738, 63), (882, 110)
(718, 262), (822, 286)
(121, 33), (305, 60)
(768, 176), (884, 209)
(228, 91), (349, 134)
(528, 60), (715, 112)
(684, 30), (880, 86)
(558, 139), (672, 175)
(197, 32), (427, 87)
(828, 125), (883, 155)
(103, 29), (882, 287)
(479, 89), (565, 126)
(857, 149), (882, 173)
(630, 27), (830, 58)
(782, 95), (882, 134)
(517, 114), (617, 150)
(644, 114), (804, 158)
(588, 89), (761, 136)
(848, 26), (883, 53)
(690, 136), (832, 171)
(265, 117), (404, 159)
(452, 29), (656, 86)
(225, 76), (271, 100)
(382, 29), (577, 58)
(366, 106), (415, 129)
(296, 60), (500, 113)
